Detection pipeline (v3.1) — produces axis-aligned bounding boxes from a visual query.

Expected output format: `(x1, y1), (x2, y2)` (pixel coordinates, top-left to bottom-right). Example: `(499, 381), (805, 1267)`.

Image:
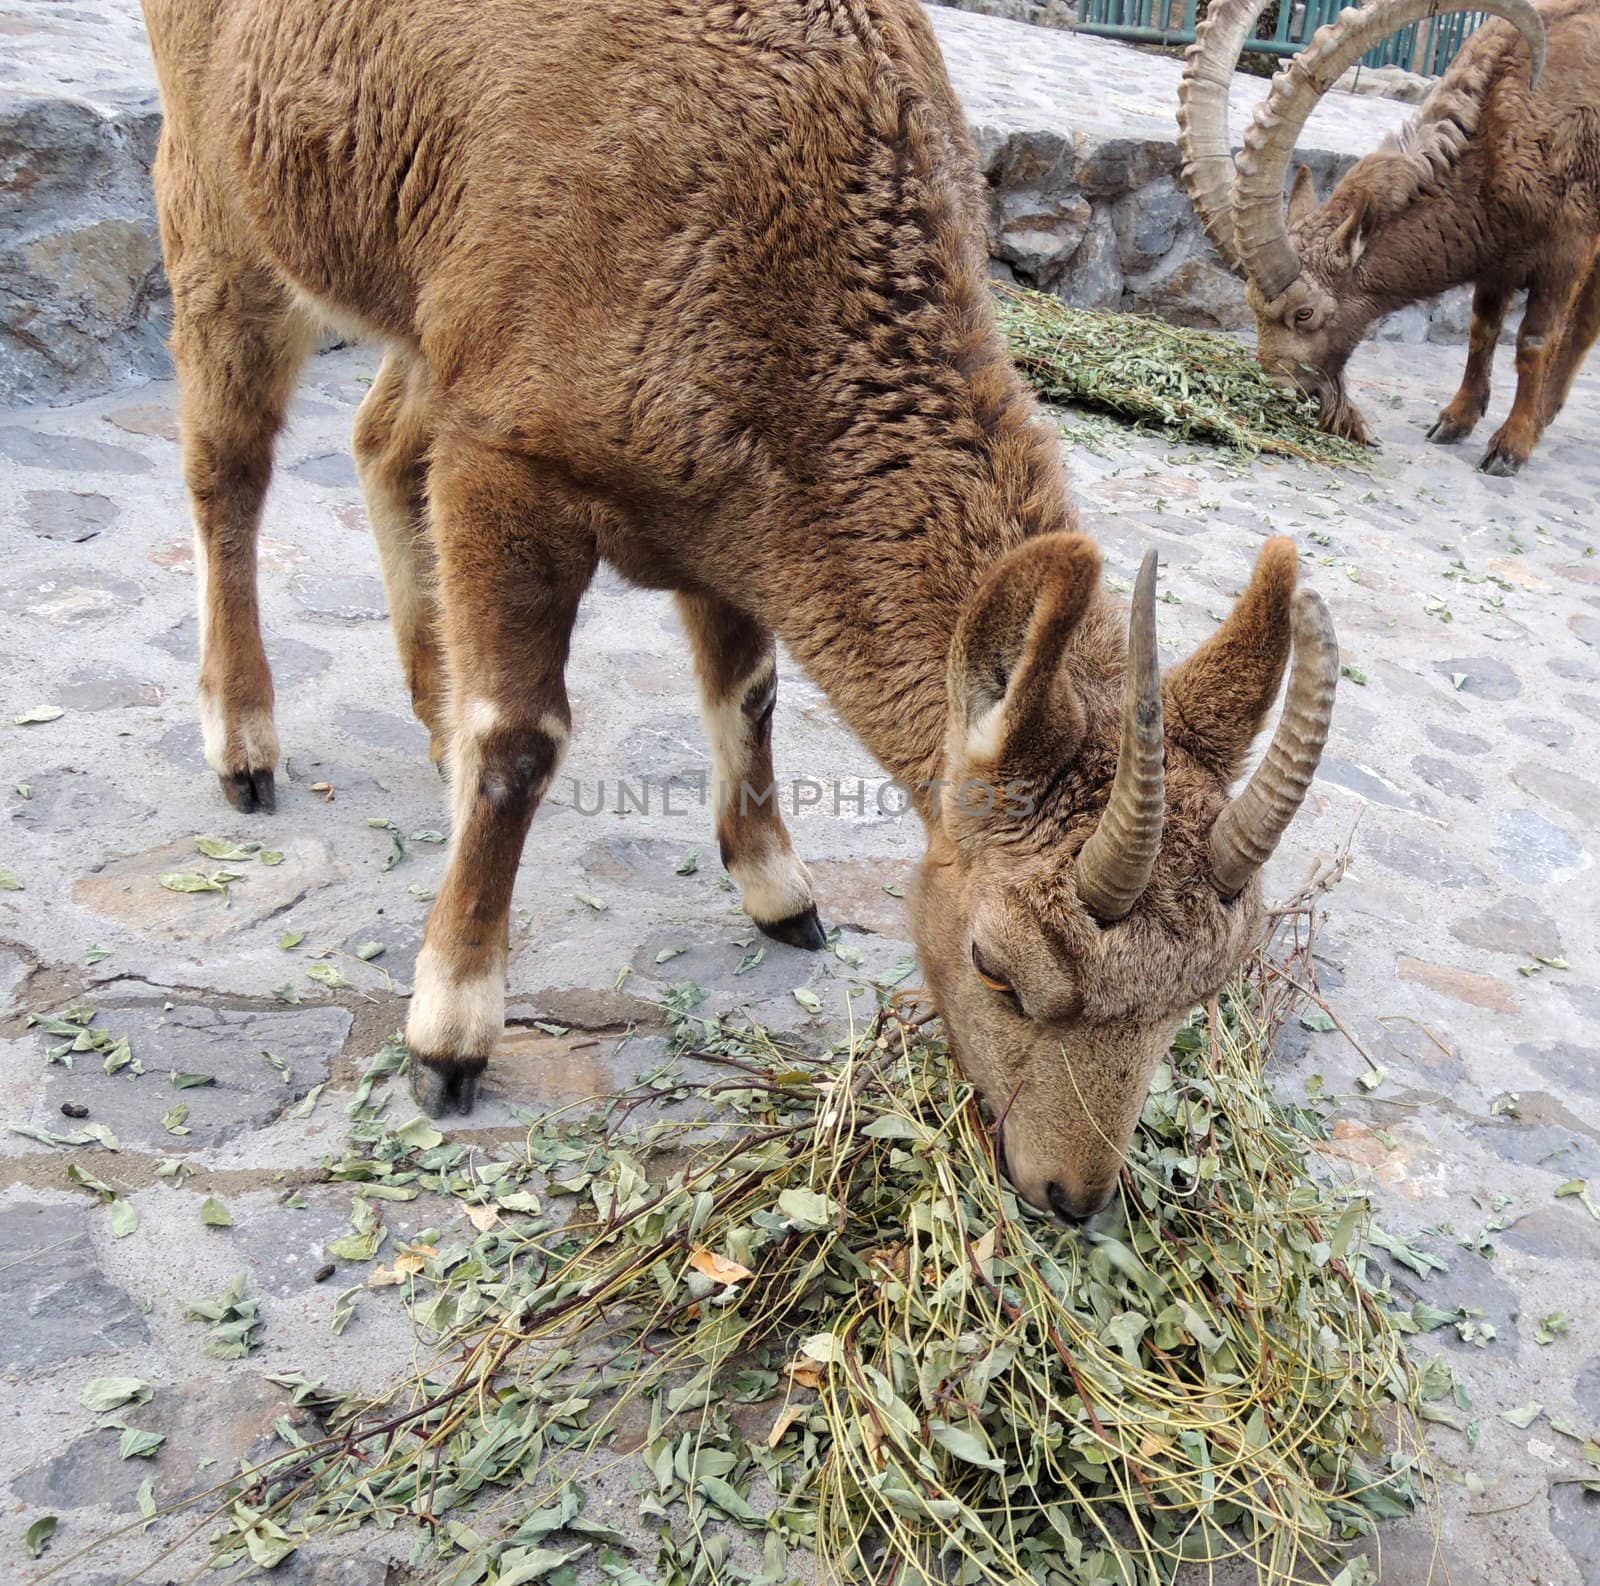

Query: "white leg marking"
(407, 942), (505, 1059)
(197, 698), (278, 775)
(731, 840), (815, 926)
(698, 658), (774, 814)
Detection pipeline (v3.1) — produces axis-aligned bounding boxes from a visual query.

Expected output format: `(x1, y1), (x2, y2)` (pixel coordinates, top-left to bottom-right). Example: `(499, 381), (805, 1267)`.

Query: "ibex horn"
(1176, 0), (1275, 276)
(1232, 0), (1548, 301)
(1209, 588), (1338, 899)
(1077, 550), (1165, 923)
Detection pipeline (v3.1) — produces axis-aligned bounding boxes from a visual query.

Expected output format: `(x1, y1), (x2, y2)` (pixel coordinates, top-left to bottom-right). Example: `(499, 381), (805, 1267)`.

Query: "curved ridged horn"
(1209, 587), (1339, 899)
(1176, 0), (1275, 276)
(1232, 0), (1548, 301)
(1077, 550), (1165, 923)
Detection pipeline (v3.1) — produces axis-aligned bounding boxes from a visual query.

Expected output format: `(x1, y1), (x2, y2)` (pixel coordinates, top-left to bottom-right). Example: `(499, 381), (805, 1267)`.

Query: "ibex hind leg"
(405, 441), (597, 1116)
(677, 591), (826, 950)
(1536, 254), (1600, 434)
(161, 143), (315, 812)
(354, 352), (448, 764)
(1480, 263), (1584, 475)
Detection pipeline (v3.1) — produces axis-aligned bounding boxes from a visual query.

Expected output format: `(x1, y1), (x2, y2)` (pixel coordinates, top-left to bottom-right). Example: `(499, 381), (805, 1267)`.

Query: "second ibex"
(1180, 0), (1600, 474)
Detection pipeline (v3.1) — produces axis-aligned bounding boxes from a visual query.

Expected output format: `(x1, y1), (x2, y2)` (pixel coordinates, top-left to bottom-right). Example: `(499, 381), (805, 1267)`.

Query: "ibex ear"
(1287, 164), (1319, 229)
(1328, 189), (1375, 270)
(1163, 537), (1297, 780)
(947, 533), (1101, 778)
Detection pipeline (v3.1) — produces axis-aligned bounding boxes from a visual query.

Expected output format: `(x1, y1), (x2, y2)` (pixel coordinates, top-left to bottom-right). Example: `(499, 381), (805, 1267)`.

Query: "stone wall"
(1, 0), (1464, 408)
(1, 1), (169, 406)
(928, 6), (1473, 343)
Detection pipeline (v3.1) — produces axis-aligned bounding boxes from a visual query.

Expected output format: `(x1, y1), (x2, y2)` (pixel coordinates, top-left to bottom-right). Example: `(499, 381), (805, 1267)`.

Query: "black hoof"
(1426, 417), (1468, 444)
(1478, 448), (1524, 477)
(757, 905), (828, 951)
(409, 1060), (483, 1117)
(220, 768), (275, 814)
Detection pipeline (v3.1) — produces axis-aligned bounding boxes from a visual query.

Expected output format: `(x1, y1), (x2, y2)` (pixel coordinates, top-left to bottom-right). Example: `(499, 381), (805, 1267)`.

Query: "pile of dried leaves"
(995, 282), (1369, 465)
(144, 932), (1442, 1586)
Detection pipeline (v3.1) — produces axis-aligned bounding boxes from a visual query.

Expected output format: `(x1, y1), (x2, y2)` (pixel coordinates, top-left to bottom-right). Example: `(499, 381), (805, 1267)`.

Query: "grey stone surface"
(26, 1002), (353, 1152)
(2, 329), (1597, 1585)
(0, 1198), (150, 1370)
(5, 0), (1471, 406)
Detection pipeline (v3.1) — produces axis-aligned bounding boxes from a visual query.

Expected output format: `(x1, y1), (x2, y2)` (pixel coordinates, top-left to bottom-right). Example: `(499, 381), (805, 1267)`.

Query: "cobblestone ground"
(2, 334), (1597, 1585)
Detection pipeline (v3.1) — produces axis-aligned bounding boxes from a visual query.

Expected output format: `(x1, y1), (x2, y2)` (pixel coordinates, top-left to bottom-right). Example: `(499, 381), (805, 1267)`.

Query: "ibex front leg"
(168, 249), (315, 811)
(678, 591), (824, 949)
(407, 445), (596, 1115)
(1480, 268), (1578, 475)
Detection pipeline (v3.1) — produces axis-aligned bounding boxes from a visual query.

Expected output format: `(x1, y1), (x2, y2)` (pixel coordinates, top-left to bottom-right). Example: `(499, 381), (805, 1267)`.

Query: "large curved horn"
(1209, 588), (1338, 899)
(1077, 550), (1164, 923)
(1232, 0), (1548, 301)
(1177, 0), (1275, 276)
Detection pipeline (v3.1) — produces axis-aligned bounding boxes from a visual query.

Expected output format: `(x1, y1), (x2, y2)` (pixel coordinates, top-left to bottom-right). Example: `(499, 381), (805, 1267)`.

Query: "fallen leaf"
(25, 1516), (56, 1559)
(768, 1404), (807, 1448)
(81, 1377), (153, 1413)
(689, 1247), (755, 1285)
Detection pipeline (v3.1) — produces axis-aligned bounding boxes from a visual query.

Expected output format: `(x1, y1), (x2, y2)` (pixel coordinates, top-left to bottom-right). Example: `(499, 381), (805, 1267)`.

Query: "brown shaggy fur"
(143, 0), (1316, 1220)
(1255, 0), (1600, 473)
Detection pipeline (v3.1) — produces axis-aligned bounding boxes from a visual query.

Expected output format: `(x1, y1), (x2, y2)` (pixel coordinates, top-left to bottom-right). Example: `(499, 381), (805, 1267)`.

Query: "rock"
(1374, 303), (1430, 344)
(55, 665), (163, 712)
(0, 1199), (150, 1370)
(22, 488), (118, 541)
(1333, 62), (1433, 103)
(990, 188), (1091, 286)
(1395, 955), (1518, 1013)
(1433, 655), (1522, 701)
(0, 426), (152, 474)
(290, 573), (390, 622)
(1363, 827), (1486, 888)
(0, 92), (170, 403)
(29, 1002), (353, 1152)
(1318, 757), (1430, 812)
(290, 451), (360, 488)
(1110, 176), (1189, 274)
(72, 834), (344, 945)
(1508, 761), (1598, 830)
(1492, 807), (1587, 883)
(1506, 717), (1576, 750)
(1450, 896), (1562, 958)
(1056, 208), (1122, 310)
(0, 566), (144, 625)
(1409, 754), (1482, 802)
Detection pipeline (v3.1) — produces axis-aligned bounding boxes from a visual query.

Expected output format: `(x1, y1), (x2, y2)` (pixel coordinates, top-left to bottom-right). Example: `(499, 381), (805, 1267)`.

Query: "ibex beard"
(142, 0), (1336, 1223)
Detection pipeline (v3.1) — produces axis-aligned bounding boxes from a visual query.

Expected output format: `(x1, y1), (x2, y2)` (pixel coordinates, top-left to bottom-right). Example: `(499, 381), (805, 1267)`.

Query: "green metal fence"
(1073, 0), (1489, 72)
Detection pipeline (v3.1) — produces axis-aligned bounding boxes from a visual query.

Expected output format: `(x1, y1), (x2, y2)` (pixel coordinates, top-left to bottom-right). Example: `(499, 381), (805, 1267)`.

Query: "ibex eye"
(1295, 307), (1315, 326)
(970, 942), (1014, 994)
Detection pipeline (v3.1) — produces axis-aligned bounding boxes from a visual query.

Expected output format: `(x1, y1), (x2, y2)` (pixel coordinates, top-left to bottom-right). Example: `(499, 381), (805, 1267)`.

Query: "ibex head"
(1177, 0), (1547, 445)
(912, 535), (1336, 1223)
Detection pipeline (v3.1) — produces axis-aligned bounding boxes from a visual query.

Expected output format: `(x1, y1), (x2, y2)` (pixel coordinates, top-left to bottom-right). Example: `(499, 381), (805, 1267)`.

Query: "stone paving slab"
(2, 327), (1597, 1581)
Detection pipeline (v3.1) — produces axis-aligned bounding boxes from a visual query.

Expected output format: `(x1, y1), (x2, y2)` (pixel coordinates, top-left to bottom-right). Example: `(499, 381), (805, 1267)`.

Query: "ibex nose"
(1047, 1180), (1113, 1228)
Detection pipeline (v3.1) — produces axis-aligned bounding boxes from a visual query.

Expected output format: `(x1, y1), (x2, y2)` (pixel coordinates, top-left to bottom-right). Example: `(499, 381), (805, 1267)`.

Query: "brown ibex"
(142, 0), (1336, 1222)
(1179, 0), (1600, 474)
